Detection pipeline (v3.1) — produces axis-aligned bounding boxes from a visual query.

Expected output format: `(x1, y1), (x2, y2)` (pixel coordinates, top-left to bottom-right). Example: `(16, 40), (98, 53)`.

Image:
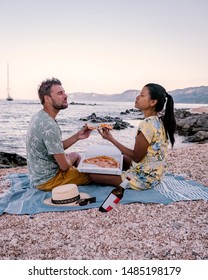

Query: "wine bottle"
(99, 178), (130, 212)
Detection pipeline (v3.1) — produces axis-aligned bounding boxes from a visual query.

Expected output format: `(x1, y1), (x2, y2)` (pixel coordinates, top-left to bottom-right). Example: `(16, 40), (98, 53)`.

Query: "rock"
(186, 131), (208, 142)
(113, 120), (133, 130)
(0, 152), (27, 168)
(80, 113), (133, 130)
(120, 108), (142, 119)
(174, 109), (192, 119)
(80, 113), (102, 122)
(69, 102), (96, 106)
(175, 109), (208, 143)
(120, 109), (131, 115)
(177, 116), (197, 133)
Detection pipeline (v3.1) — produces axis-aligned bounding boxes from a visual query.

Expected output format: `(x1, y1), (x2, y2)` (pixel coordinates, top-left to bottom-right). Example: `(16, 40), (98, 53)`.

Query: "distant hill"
(68, 89), (139, 102)
(169, 86), (208, 103)
(68, 86), (208, 104)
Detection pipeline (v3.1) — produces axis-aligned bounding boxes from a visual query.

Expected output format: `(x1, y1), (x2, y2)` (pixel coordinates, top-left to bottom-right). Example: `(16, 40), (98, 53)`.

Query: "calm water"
(0, 99), (207, 158)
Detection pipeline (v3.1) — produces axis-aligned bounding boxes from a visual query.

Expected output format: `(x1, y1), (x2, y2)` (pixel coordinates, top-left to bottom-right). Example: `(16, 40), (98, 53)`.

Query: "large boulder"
(0, 152), (27, 168)
(175, 109), (208, 143)
(186, 131), (208, 142)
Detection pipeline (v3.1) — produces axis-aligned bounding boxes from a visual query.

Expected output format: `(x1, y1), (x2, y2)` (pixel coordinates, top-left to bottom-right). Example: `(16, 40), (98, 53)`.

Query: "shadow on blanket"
(0, 173), (208, 215)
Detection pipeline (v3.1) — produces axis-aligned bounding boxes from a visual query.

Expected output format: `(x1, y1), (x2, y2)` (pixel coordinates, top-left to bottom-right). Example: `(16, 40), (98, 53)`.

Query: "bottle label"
(101, 193), (121, 212)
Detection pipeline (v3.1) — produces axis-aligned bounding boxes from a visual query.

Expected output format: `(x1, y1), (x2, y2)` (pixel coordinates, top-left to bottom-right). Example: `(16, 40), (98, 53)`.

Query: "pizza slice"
(83, 155), (120, 168)
(84, 123), (97, 130)
(98, 123), (113, 130)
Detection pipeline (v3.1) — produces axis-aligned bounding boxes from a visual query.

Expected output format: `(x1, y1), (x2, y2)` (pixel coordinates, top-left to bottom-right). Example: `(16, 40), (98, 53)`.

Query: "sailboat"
(6, 63), (13, 101)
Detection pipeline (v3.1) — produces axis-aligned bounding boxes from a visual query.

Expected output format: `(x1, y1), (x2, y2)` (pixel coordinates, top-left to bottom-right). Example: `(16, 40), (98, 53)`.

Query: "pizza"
(98, 123), (113, 130)
(83, 155), (120, 168)
(84, 123), (113, 131)
(85, 123), (97, 130)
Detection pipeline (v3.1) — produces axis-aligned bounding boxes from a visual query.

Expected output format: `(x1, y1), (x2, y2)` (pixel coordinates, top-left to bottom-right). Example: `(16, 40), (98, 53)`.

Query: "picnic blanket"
(0, 173), (208, 215)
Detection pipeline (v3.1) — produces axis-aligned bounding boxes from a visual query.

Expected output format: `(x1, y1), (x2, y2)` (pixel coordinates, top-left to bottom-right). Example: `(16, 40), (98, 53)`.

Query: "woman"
(89, 83), (176, 190)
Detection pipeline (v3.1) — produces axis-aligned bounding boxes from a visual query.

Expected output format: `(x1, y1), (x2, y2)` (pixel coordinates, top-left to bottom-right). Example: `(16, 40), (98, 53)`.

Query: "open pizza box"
(77, 144), (123, 175)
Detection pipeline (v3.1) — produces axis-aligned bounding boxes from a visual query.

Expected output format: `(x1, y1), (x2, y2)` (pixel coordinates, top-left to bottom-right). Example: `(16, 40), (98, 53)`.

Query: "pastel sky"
(0, 0), (208, 100)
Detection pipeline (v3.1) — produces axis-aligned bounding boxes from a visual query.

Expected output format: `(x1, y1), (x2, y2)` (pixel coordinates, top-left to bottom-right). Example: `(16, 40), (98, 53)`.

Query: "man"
(26, 78), (92, 191)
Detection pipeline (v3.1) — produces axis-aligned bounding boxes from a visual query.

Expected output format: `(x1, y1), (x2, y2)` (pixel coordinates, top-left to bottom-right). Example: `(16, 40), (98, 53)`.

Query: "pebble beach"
(0, 143), (207, 260)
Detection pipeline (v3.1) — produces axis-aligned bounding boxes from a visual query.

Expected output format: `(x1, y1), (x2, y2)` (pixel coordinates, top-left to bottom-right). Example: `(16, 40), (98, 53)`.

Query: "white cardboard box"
(77, 144), (123, 175)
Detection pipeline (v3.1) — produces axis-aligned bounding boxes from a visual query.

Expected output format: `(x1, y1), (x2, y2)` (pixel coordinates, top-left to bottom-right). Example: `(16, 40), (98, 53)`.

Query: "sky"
(0, 0), (208, 100)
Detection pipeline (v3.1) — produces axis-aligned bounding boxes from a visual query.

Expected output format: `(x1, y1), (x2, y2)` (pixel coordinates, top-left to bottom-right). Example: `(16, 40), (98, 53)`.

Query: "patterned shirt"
(26, 109), (64, 187)
(124, 116), (168, 189)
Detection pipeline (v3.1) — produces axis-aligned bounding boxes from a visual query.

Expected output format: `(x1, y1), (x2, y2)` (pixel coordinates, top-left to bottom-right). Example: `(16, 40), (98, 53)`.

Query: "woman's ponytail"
(163, 93), (176, 147)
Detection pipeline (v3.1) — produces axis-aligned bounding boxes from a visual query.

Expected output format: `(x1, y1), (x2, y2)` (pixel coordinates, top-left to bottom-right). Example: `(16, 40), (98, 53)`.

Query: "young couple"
(26, 78), (176, 191)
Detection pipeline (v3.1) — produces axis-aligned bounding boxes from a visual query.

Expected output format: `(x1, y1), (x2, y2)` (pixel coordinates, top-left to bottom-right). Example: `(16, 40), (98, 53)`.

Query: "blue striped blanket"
(0, 173), (208, 215)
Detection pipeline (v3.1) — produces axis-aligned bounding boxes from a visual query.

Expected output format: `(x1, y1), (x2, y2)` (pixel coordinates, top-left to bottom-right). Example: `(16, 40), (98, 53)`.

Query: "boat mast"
(7, 63), (10, 98)
(6, 63), (13, 101)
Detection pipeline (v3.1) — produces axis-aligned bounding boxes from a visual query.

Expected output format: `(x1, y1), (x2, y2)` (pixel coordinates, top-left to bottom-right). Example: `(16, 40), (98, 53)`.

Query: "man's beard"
(52, 99), (68, 110)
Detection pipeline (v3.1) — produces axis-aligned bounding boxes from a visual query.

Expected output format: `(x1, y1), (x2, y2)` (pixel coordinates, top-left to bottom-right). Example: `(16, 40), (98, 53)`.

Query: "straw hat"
(44, 184), (91, 206)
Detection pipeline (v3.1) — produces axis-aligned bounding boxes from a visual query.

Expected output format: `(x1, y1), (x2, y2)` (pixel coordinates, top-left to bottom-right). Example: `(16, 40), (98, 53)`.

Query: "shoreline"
(0, 103), (208, 159)
(0, 143), (207, 260)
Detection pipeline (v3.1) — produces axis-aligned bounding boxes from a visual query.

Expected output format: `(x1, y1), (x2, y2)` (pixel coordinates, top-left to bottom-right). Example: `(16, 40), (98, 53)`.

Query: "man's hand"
(76, 126), (92, 140)
(62, 127), (92, 150)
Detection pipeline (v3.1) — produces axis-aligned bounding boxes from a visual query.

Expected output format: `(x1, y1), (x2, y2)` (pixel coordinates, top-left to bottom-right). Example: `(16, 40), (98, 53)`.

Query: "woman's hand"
(98, 127), (114, 142)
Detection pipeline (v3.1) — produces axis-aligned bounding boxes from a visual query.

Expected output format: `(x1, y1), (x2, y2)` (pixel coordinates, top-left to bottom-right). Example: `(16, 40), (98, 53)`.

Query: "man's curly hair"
(38, 78), (61, 105)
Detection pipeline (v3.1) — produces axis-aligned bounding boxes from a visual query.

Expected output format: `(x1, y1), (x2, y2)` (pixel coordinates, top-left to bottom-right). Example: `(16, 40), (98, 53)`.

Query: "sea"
(0, 99), (207, 158)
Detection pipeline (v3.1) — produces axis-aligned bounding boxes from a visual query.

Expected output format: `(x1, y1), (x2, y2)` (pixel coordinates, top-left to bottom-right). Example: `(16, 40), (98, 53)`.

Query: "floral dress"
(122, 116), (168, 190)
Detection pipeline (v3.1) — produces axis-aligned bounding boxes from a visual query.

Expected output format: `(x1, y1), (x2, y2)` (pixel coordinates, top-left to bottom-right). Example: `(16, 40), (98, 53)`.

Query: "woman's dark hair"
(145, 83), (176, 147)
(38, 78), (62, 105)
